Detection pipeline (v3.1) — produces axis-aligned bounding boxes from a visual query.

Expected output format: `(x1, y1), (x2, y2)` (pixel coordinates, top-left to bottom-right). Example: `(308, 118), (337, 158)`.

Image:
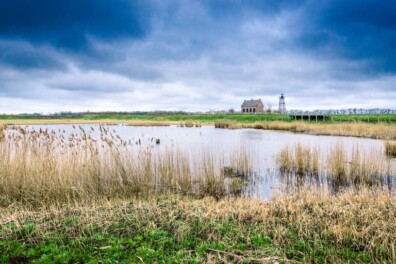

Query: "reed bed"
(125, 120), (172, 126)
(277, 142), (393, 190)
(328, 144), (390, 187)
(385, 141), (396, 157)
(0, 126), (251, 207)
(214, 120), (238, 129)
(277, 143), (320, 176)
(179, 121), (202, 127)
(216, 120), (396, 140)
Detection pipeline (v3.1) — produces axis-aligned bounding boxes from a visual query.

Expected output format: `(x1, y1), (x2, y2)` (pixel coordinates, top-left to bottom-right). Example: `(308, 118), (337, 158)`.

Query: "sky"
(0, 0), (395, 113)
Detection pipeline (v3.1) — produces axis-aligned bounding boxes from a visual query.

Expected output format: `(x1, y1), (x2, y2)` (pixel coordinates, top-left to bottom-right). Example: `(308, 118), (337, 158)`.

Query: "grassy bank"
(216, 120), (396, 140)
(1, 189), (395, 263)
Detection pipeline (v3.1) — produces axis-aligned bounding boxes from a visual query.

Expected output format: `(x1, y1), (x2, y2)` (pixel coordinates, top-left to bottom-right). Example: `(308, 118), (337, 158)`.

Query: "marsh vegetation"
(0, 123), (5, 141)
(1, 124), (395, 263)
(385, 141), (396, 157)
(0, 126), (256, 207)
(277, 142), (393, 192)
(216, 120), (396, 140)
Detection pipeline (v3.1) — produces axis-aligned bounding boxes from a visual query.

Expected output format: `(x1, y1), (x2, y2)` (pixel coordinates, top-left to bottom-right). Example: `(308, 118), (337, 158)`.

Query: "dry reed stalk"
(277, 144), (320, 176)
(328, 142), (348, 185)
(277, 142), (391, 189)
(385, 141), (396, 157)
(229, 147), (252, 176)
(0, 123), (5, 141)
(328, 143), (388, 187)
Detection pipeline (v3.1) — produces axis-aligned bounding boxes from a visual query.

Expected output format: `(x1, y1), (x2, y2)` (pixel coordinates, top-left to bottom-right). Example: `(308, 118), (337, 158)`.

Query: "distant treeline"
(0, 111), (194, 119)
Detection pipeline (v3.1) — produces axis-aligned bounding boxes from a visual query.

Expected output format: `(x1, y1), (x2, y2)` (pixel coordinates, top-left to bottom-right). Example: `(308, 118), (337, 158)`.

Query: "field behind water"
(1, 113), (396, 124)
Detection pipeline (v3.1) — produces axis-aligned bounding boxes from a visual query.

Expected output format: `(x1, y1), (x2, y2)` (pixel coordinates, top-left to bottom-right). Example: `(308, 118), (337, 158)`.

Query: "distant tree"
(228, 108), (235, 113)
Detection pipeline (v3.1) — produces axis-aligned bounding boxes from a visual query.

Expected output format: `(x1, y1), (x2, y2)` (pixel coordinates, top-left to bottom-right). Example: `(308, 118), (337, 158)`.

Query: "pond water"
(17, 124), (396, 199)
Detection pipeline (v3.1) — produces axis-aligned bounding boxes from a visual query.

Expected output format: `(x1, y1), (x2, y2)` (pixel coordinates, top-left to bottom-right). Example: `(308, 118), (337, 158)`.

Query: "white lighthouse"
(279, 94), (286, 114)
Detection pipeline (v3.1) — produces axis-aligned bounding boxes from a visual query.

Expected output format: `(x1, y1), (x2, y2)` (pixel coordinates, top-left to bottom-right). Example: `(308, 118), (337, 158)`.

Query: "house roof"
(241, 99), (262, 107)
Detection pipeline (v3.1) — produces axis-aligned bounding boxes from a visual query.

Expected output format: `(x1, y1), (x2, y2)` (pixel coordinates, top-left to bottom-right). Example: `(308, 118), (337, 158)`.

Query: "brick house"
(241, 99), (264, 113)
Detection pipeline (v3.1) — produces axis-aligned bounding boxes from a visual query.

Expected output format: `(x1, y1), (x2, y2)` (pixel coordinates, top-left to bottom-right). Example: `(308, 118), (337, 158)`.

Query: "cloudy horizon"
(0, 0), (395, 114)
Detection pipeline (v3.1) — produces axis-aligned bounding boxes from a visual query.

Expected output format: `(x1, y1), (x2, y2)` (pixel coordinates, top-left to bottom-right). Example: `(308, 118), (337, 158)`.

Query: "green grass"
(0, 200), (279, 263)
(83, 113), (292, 122)
(328, 114), (396, 123)
(1, 113), (396, 123)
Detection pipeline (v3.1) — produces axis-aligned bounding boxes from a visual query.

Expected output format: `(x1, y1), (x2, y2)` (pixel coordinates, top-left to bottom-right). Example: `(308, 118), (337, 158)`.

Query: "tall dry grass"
(277, 142), (392, 189)
(214, 120), (238, 129)
(0, 122), (5, 141)
(277, 143), (320, 176)
(216, 120), (396, 140)
(328, 144), (389, 187)
(125, 120), (172, 126)
(267, 188), (396, 262)
(180, 121), (202, 127)
(0, 126), (251, 207)
(385, 141), (396, 157)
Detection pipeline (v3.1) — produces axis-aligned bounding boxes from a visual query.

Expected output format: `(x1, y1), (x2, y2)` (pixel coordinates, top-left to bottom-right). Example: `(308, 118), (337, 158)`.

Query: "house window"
(253, 108), (256, 113)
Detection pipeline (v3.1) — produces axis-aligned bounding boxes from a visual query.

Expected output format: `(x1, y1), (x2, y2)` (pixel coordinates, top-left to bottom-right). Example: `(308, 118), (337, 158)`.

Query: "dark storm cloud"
(0, 41), (65, 70)
(0, 0), (150, 50)
(295, 0), (396, 73)
(203, 0), (304, 17)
